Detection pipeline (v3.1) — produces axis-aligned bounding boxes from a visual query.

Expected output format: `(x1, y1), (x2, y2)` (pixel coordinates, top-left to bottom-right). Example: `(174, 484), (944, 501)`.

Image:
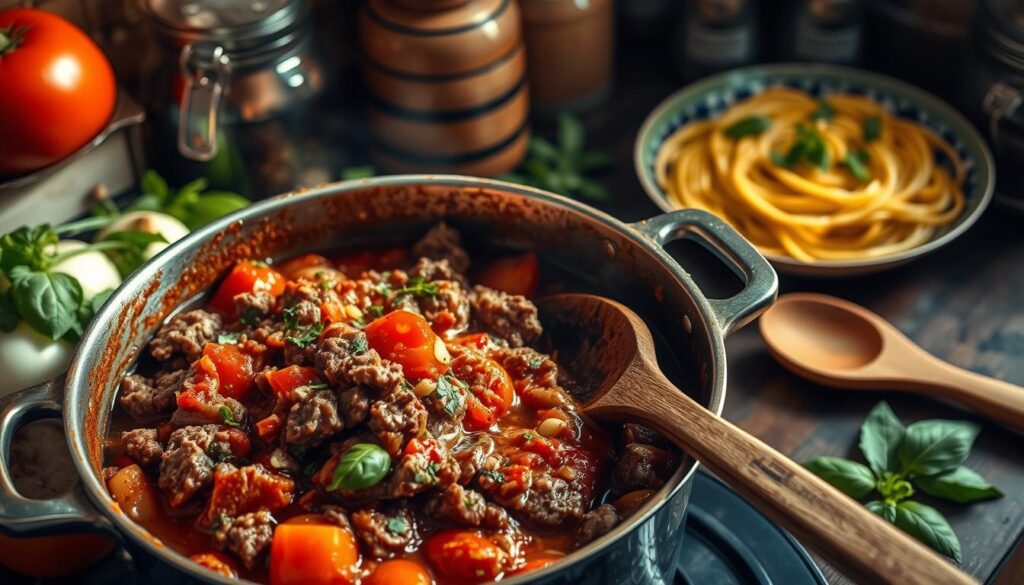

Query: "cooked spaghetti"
(653, 88), (966, 262)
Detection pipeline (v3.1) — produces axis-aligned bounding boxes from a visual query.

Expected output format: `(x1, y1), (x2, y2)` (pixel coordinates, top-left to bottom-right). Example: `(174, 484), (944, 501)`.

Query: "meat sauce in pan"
(103, 224), (681, 584)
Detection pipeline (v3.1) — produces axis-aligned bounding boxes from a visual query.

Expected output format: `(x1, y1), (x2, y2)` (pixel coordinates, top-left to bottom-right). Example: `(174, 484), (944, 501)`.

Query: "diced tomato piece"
(449, 332), (497, 353)
(364, 310), (450, 382)
(477, 253), (539, 297)
(209, 260), (286, 318)
(320, 301), (346, 325)
(256, 414), (283, 441)
(513, 554), (561, 575)
(176, 355), (220, 418)
(270, 523), (359, 585)
(364, 559), (433, 585)
(277, 253), (331, 280)
(404, 437), (444, 463)
(203, 343), (257, 399)
(222, 427), (251, 458)
(424, 530), (507, 583)
(333, 246), (408, 278)
(106, 464), (160, 522)
(190, 552), (238, 578)
(449, 349), (514, 430)
(521, 432), (561, 467)
(266, 365), (319, 397)
(201, 464), (295, 527)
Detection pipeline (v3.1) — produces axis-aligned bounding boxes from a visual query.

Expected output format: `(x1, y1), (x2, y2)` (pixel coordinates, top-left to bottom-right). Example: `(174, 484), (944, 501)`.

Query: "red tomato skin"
(209, 261), (286, 318)
(477, 253), (540, 297)
(424, 530), (507, 583)
(266, 365), (319, 397)
(364, 310), (449, 382)
(0, 9), (117, 176)
(189, 552), (238, 578)
(203, 343), (256, 399)
(269, 524), (358, 585)
(364, 559), (434, 585)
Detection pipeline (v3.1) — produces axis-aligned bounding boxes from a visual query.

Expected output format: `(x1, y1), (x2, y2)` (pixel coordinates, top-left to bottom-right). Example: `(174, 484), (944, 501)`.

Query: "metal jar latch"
(982, 79), (1023, 155)
(178, 43), (231, 161)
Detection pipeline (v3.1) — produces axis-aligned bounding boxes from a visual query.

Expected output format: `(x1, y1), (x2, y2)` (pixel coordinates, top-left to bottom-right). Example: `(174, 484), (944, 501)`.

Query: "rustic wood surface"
(586, 44), (1024, 585)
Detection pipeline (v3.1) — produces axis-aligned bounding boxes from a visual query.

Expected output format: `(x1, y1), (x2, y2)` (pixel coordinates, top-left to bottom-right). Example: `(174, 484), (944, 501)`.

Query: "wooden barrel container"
(359, 0), (530, 175)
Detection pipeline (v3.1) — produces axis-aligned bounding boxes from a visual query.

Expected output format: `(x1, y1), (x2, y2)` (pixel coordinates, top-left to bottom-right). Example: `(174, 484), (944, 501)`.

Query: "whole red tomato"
(0, 9), (117, 176)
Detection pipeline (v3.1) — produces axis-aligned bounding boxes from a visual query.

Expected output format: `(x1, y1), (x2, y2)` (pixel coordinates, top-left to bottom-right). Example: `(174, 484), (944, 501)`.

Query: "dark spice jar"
(142, 0), (326, 198)
(359, 0), (530, 175)
(964, 0), (1024, 205)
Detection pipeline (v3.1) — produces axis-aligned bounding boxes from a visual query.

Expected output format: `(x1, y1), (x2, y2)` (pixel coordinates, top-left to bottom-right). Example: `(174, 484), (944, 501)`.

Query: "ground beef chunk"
(366, 447), (460, 500)
(519, 475), (586, 527)
(315, 328), (404, 393)
(234, 291), (275, 321)
(122, 428), (164, 467)
(337, 385), (372, 427)
(408, 257), (465, 283)
(321, 505), (352, 532)
(612, 443), (679, 492)
(492, 347), (573, 409)
(576, 504), (620, 545)
(171, 396), (247, 427)
(119, 370), (184, 419)
(426, 483), (508, 529)
(622, 423), (670, 449)
(453, 434), (495, 484)
(415, 279), (470, 332)
(367, 388), (428, 456)
(159, 439), (214, 507)
(284, 388), (344, 446)
(469, 285), (542, 347)
(350, 507), (416, 558)
(413, 223), (470, 274)
(149, 310), (223, 362)
(215, 510), (275, 570)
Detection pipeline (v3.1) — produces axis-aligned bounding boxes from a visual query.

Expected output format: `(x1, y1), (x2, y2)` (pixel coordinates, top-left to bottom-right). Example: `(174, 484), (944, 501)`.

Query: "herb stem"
(54, 216), (116, 236)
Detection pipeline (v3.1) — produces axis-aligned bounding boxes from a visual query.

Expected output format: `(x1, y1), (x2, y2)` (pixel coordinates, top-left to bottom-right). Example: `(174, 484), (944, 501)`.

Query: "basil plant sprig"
(805, 402), (1003, 563)
(95, 170), (249, 231)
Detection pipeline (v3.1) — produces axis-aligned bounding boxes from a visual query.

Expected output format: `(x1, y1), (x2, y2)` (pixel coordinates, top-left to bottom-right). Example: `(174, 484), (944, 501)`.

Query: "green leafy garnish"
(219, 406), (241, 428)
(367, 305), (385, 319)
(499, 114), (613, 202)
(841, 150), (872, 182)
(240, 307), (262, 327)
(327, 443), (391, 491)
(386, 517), (408, 535)
(393, 276), (439, 298)
(7, 267), (83, 341)
(307, 382), (330, 390)
(810, 100), (836, 121)
(434, 375), (465, 418)
(286, 322), (324, 349)
(282, 306), (298, 330)
(805, 402), (1002, 563)
(341, 166), (376, 180)
(771, 124), (831, 171)
(724, 115), (771, 138)
(122, 170), (249, 230)
(480, 469), (506, 483)
(99, 230), (167, 278)
(218, 332), (241, 345)
(349, 334), (369, 355)
(864, 116), (882, 142)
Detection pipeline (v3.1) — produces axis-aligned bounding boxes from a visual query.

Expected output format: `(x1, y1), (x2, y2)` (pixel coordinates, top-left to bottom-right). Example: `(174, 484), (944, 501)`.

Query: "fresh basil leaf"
(0, 288), (19, 332)
(219, 405), (242, 428)
(393, 276), (440, 298)
(877, 471), (915, 501)
(177, 177), (210, 199)
(8, 267), (83, 340)
(90, 288), (114, 314)
(859, 401), (906, 475)
(842, 151), (872, 181)
(863, 116), (882, 142)
(894, 501), (961, 563)
(140, 170), (170, 202)
(899, 420), (980, 477)
(528, 137), (560, 162)
(218, 332), (241, 345)
(915, 466), (1004, 504)
(804, 457), (877, 498)
(286, 322), (324, 349)
(576, 151), (615, 172)
(341, 166), (376, 180)
(577, 178), (610, 202)
(349, 333), (368, 355)
(435, 374), (466, 418)
(181, 192), (249, 230)
(100, 230), (167, 278)
(866, 500), (897, 523)
(76, 287), (114, 330)
(724, 115), (772, 138)
(558, 113), (585, 155)
(811, 100), (836, 121)
(386, 516), (408, 534)
(328, 443), (391, 491)
(0, 225), (59, 273)
(367, 305), (385, 319)
(125, 193), (165, 213)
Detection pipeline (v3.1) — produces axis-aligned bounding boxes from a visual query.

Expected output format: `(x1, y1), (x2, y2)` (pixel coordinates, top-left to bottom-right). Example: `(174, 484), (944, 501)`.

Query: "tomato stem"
(0, 24), (30, 56)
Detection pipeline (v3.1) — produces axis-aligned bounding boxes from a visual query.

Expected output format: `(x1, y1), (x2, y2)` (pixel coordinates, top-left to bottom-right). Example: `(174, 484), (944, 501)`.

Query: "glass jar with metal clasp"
(142, 0), (326, 198)
(964, 0), (1024, 208)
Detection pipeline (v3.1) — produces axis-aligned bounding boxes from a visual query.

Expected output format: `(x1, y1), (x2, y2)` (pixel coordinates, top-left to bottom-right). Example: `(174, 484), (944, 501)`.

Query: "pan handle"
(0, 377), (112, 536)
(632, 209), (778, 336)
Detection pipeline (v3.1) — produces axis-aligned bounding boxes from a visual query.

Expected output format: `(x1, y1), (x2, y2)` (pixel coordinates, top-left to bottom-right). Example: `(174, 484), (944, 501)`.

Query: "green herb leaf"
(349, 333), (369, 355)
(576, 178), (610, 202)
(393, 276), (440, 298)
(558, 114), (585, 155)
(240, 307), (261, 327)
(894, 501), (961, 563)
(915, 466), (1004, 504)
(100, 230), (168, 278)
(182, 192), (249, 230)
(859, 401), (906, 476)
(866, 500), (897, 523)
(724, 115), (772, 138)
(307, 382), (329, 390)
(140, 169), (171, 202)
(0, 225), (59, 273)
(528, 137), (560, 162)
(811, 100), (836, 121)
(76, 287), (114, 333)
(8, 267), (83, 340)
(435, 374), (465, 418)
(219, 405), (241, 428)
(327, 443), (391, 491)
(842, 151), (872, 182)
(286, 322), (324, 349)
(218, 332), (241, 344)
(577, 151), (615, 173)
(877, 471), (915, 501)
(386, 517), (408, 535)
(480, 469), (506, 483)
(899, 420), (980, 477)
(804, 457), (877, 498)
(367, 305), (384, 319)
(341, 166), (376, 180)
(863, 116), (882, 142)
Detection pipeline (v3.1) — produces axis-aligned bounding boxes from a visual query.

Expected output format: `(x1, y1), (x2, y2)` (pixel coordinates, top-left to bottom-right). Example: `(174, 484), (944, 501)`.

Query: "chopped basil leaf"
(522, 432), (535, 441)
(281, 306), (298, 330)
(527, 356), (544, 370)
(393, 276), (440, 298)
(724, 115), (771, 138)
(319, 280), (332, 291)
(219, 406), (241, 428)
(367, 305), (385, 319)
(811, 100), (836, 121)
(328, 443), (391, 491)
(481, 469), (506, 483)
(286, 322), (324, 349)
(772, 124), (830, 171)
(842, 150), (872, 181)
(349, 333), (369, 355)
(864, 116), (882, 142)
(218, 332), (241, 344)
(434, 375), (465, 418)
(307, 382), (329, 390)
(386, 517), (408, 534)
(240, 307), (262, 327)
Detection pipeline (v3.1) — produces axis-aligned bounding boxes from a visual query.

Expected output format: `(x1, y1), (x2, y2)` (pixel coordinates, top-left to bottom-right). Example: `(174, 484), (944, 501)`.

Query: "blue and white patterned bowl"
(634, 64), (996, 276)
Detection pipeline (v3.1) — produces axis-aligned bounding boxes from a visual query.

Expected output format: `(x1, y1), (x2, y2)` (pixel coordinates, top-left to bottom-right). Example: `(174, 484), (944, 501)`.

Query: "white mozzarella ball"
(96, 211), (189, 259)
(0, 321), (73, 397)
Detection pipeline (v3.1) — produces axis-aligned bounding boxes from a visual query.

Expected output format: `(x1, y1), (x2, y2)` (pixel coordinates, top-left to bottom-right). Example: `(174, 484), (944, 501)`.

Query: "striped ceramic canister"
(359, 0), (530, 175)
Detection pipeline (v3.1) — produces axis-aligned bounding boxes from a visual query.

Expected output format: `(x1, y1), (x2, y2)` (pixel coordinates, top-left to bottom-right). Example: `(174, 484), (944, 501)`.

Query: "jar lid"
(144, 0), (307, 52)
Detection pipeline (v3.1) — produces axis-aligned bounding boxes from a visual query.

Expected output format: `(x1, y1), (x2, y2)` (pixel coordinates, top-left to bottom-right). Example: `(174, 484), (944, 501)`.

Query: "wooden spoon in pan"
(539, 293), (975, 585)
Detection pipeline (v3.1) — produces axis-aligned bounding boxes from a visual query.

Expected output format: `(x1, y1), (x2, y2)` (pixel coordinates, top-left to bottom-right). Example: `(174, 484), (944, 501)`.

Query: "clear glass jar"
(142, 0), (326, 198)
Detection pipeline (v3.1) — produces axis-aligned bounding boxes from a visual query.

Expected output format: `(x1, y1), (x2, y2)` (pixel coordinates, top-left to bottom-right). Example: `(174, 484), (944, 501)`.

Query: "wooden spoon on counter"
(759, 293), (1024, 432)
(539, 293), (976, 585)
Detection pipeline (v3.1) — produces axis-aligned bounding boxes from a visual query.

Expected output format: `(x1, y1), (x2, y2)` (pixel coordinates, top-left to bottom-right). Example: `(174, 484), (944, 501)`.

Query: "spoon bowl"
(538, 293), (975, 585)
(759, 293), (1024, 431)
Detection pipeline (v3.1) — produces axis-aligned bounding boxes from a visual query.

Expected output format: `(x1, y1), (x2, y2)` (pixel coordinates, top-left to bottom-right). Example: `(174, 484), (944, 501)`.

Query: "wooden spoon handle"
(590, 376), (976, 585)
(912, 360), (1024, 432)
